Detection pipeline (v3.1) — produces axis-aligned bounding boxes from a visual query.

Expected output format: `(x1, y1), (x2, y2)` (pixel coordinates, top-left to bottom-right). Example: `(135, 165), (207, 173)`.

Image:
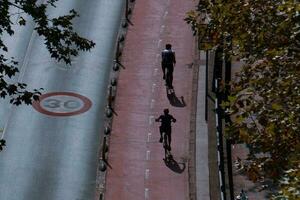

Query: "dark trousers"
(159, 126), (172, 147)
(166, 66), (174, 87)
(162, 63), (174, 87)
(162, 64), (166, 76)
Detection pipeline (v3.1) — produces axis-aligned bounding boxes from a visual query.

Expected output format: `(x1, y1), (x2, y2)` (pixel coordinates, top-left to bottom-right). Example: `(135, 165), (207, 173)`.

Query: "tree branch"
(7, 1), (23, 10)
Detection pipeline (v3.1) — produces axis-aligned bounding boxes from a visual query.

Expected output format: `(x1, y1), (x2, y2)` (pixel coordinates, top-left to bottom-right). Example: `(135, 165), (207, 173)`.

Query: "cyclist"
(161, 44), (176, 89)
(155, 109), (176, 155)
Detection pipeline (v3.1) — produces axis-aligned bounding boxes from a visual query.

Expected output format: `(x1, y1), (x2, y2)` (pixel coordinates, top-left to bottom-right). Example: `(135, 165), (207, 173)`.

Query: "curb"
(95, 1), (136, 200)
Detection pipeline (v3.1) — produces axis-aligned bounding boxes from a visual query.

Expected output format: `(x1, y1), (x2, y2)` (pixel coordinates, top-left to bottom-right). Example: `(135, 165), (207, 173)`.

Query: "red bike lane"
(105, 0), (196, 199)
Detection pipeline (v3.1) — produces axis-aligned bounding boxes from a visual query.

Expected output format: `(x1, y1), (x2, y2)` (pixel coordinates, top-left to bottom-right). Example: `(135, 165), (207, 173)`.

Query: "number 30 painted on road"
(32, 92), (92, 116)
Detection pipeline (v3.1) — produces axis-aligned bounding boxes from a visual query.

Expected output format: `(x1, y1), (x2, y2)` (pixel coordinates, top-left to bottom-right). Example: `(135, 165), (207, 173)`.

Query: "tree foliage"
(0, 0), (95, 105)
(186, 0), (300, 198)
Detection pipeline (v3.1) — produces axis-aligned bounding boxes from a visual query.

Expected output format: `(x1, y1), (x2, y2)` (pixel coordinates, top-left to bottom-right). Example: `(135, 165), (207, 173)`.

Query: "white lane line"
(150, 99), (155, 109)
(160, 25), (165, 34)
(145, 169), (150, 180)
(157, 39), (162, 48)
(154, 68), (158, 76)
(151, 83), (156, 93)
(156, 53), (160, 62)
(146, 150), (151, 160)
(163, 11), (168, 19)
(155, 54), (160, 63)
(149, 116), (154, 125)
(147, 132), (152, 142)
(145, 188), (149, 199)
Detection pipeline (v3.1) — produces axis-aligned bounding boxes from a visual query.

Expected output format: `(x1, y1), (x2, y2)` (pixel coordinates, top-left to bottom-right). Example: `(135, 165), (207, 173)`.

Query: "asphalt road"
(0, 0), (124, 199)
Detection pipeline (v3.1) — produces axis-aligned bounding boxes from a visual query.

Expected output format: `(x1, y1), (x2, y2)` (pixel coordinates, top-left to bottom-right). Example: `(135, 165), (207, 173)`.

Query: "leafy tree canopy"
(186, 0), (300, 199)
(0, 0), (95, 105)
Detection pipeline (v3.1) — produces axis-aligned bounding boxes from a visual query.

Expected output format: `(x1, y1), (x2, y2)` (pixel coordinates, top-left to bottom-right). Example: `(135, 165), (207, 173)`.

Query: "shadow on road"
(166, 88), (186, 107)
(163, 156), (186, 174)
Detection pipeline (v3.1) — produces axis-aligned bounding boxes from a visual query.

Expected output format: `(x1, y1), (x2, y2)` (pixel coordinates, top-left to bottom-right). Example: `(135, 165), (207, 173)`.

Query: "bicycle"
(162, 131), (173, 161)
(155, 109), (176, 161)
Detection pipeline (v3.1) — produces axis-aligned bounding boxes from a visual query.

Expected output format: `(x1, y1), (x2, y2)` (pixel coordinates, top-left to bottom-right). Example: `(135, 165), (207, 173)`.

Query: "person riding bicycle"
(155, 109), (176, 151)
(161, 44), (176, 88)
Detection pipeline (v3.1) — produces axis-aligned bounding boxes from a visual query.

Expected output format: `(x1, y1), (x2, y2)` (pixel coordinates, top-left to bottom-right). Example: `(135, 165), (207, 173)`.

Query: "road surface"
(104, 0), (198, 199)
(0, 0), (124, 199)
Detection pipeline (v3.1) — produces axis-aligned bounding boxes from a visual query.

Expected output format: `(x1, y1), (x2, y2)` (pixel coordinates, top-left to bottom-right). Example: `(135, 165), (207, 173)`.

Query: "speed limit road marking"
(32, 92), (92, 116)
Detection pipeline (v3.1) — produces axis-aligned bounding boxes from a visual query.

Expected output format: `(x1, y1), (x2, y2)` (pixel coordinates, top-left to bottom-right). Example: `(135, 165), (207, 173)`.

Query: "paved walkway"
(196, 51), (210, 199)
(104, 0), (200, 199)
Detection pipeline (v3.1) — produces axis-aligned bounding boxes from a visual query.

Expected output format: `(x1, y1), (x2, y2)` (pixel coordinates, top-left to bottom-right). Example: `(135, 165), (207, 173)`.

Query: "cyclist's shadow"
(166, 88), (186, 107)
(163, 156), (186, 174)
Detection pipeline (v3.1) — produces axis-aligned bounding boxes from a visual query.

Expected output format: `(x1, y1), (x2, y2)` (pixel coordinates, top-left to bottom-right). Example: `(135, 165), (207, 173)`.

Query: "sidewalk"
(104, 0), (202, 199)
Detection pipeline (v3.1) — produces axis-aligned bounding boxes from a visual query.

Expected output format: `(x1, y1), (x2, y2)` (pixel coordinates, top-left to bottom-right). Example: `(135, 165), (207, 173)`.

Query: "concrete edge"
(195, 50), (210, 200)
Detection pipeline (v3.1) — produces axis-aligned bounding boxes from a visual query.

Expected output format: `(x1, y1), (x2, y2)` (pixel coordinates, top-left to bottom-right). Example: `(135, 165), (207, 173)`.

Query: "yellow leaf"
(272, 103), (283, 110)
